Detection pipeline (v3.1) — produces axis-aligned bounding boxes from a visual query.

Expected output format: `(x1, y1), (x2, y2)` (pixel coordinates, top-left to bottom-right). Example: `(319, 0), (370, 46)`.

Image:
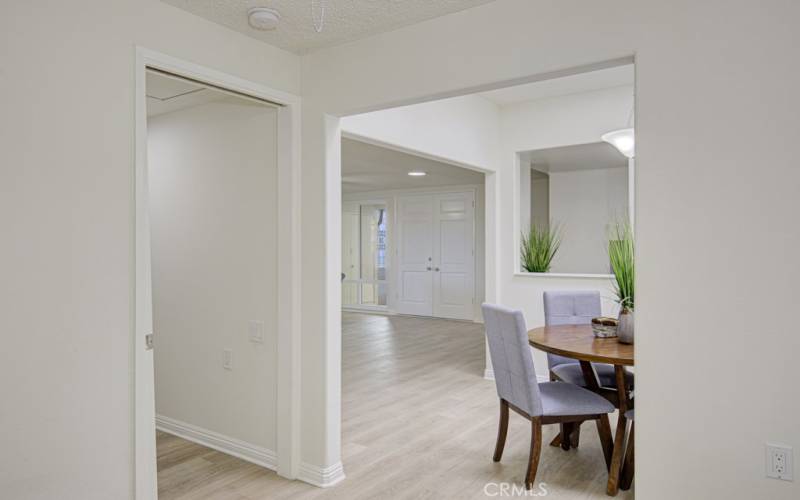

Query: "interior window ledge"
(514, 272), (614, 279)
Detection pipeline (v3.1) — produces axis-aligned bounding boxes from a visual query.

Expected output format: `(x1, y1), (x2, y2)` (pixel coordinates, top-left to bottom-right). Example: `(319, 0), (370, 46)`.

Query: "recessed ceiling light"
(408, 171), (427, 177)
(248, 7), (281, 31)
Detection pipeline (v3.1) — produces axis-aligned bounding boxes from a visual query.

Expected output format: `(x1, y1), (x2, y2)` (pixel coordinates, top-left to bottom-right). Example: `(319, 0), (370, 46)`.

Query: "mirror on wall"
(518, 142), (632, 275)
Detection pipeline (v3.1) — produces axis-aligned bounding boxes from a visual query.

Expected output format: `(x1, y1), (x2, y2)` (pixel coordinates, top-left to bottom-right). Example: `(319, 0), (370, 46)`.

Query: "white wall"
(301, 1), (800, 498)
(148, 99), (278, 452)
(0, 1), (299, 498)
(341, 95), (500, 171)
(530, 174), (550, 228)
(519, 161), (531, 232)
(548, 166), (628, 274)
(5, 0), (800, 497)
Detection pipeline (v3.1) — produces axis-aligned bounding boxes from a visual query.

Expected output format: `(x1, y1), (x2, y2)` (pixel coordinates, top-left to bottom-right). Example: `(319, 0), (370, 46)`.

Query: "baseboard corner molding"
(297, 460), (346, 488)
(155, 415), (277, 471)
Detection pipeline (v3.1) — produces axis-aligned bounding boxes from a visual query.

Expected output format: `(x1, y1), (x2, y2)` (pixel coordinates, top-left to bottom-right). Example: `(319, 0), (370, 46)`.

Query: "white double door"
(396, 191), (475, 320)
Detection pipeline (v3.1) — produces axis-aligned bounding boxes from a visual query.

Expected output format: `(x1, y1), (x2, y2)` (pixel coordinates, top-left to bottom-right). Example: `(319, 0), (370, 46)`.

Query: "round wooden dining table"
(528, 324), (633, 496)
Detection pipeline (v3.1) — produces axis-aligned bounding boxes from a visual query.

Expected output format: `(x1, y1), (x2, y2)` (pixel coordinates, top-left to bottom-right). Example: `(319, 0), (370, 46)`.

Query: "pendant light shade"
(602, 128), (635, 159)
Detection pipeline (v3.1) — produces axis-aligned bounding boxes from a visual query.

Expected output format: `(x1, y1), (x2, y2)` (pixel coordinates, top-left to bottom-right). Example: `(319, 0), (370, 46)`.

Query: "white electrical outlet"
(223, 349), (233, 370)
(766, 444), (793, 481)
(249, 320), (265, 344)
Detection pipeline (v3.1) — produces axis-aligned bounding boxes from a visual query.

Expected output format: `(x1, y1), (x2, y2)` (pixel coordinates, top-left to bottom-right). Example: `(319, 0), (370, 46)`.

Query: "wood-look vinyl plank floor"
(157, 312), (634, 499)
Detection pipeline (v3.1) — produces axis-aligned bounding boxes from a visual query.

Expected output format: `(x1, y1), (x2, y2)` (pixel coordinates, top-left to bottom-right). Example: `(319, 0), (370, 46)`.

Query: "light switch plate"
(223, 349), (233, 370)
(249, 320), (265, 344)
(766, 444), (793, 481)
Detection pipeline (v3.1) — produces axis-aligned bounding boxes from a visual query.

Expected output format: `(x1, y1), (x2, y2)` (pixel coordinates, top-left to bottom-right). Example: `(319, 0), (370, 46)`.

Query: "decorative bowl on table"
(591, 317), (618, 338)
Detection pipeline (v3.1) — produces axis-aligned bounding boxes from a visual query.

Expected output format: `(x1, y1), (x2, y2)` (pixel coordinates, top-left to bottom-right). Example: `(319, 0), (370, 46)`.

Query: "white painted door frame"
(134, 47), (302, 499)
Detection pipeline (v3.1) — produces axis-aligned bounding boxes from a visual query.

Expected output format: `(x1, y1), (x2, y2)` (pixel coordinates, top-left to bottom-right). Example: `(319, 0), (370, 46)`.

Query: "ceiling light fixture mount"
(408, 171), (427, 177)
(248, 7), (281, 31)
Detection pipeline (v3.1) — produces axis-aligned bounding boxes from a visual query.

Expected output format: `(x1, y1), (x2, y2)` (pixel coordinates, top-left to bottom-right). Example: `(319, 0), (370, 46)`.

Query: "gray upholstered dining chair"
(543, 290), (634, 389)
(482, 303), (615, 489)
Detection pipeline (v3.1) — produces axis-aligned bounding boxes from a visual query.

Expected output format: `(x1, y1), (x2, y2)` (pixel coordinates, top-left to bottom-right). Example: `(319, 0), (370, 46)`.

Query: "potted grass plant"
(609, 223), (635, 344)
(520, 222), (561, 273)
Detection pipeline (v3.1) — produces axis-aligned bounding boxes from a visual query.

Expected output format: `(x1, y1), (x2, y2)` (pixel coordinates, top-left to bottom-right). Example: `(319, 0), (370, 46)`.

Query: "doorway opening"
(327, 60), (636, 496)
(133, 49), (301, 499)
(340, 137), (486, 321)
(145, 68), (280, 496)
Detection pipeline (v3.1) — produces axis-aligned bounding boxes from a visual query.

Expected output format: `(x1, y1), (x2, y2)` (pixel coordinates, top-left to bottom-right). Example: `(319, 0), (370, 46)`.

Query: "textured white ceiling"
(342, 138), (484, 193)
(162, 0), (497, 54)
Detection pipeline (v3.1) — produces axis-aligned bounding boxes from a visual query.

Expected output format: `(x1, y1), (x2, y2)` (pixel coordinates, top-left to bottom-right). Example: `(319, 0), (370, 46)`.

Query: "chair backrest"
(482, 303), (542, 417)
(543, 291), (601, 369)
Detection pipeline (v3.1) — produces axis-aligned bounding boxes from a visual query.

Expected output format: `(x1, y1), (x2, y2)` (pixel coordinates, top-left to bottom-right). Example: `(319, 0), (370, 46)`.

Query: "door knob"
(426, 266), (432, 271)
(434, 267), (440, 272)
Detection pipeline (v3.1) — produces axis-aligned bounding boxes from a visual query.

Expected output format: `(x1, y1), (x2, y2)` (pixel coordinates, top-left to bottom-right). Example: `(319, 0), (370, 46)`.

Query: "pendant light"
(601, 128), (635, 159)
(312, 0), (326, 33)
(602, 96), (635, 159)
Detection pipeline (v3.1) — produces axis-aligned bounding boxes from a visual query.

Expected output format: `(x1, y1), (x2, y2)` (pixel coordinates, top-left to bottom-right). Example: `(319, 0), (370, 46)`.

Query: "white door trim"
(134, 47), (302, 499)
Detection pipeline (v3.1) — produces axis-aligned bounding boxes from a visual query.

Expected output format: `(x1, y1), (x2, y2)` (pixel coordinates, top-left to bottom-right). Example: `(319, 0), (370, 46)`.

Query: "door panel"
(440, 219), (468, 265)
(396, 196), (434, 316)
(439, 272), (468, 305)
(402, 220), (432, 264)
(433, 192), (475, 320)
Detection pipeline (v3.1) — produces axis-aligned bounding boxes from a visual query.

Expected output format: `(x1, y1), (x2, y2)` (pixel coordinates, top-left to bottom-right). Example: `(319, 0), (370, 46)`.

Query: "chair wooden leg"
(596, 414), (614, 471)
(607, 366), (631, 496)
(620, 421), (635, 490)
(570, 421), (582, 448)
(525, 418), (543, 490)
(554, 421), (582, 449)
(560, 422), (573, 450)
(548, 372), (564, 448)
(493, 399), (509, 462)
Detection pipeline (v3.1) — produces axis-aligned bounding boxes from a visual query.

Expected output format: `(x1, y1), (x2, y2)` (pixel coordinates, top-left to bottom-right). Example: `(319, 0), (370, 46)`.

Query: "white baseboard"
(156, 415), (277, 471)
(342, 307), (396, 316)
(297, 460), (346, 488)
